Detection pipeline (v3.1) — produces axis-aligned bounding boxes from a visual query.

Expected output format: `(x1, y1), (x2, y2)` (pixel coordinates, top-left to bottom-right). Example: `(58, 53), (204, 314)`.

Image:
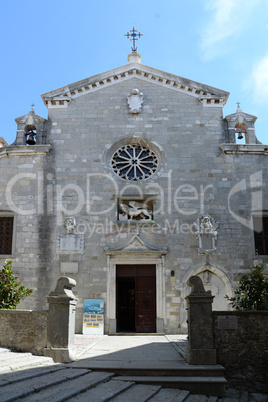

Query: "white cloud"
(252, 55), (268, 102)
(200, 0), (258, 61)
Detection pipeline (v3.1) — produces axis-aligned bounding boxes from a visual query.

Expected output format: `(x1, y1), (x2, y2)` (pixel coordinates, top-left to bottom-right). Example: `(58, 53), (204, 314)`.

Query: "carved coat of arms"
(193, 215), (218, 253)
(127, 89), (143, 114)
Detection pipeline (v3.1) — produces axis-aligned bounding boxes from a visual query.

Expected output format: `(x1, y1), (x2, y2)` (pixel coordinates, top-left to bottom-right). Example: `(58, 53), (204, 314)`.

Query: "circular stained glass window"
(111, 144), (158, 181)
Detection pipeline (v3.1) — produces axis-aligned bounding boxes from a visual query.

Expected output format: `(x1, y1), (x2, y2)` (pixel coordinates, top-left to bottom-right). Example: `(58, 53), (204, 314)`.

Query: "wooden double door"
(116, 265), (156, 333)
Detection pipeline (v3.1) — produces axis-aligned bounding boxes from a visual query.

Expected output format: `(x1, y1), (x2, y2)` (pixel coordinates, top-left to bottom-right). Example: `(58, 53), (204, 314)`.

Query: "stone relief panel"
(193, 215), (218, 253)
(118, 200), (153, 221)
(127, 88), (143, 114)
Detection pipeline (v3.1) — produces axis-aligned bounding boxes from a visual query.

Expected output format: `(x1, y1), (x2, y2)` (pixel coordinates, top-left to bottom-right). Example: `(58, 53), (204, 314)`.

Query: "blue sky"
(1, 0), (268, 144)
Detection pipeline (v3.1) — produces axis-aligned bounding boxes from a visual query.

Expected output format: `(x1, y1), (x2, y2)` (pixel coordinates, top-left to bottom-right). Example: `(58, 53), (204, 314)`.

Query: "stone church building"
(0, 51), (267, 334)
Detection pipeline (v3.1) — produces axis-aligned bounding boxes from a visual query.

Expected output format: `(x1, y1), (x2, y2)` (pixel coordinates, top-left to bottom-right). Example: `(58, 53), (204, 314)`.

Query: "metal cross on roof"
(124, 25), (143, 53)
(236, 101), (241, 107)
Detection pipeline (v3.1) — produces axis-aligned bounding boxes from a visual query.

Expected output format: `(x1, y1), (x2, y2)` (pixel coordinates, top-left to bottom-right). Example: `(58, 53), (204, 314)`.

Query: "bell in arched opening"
(25, 130), (36, 145)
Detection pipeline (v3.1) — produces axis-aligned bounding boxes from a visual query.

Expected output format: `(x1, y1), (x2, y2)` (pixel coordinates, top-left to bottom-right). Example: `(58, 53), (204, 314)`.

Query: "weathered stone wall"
(1, 62), (268, 334)
(212, 311), (268, 392)
(0, 310), (48, 355)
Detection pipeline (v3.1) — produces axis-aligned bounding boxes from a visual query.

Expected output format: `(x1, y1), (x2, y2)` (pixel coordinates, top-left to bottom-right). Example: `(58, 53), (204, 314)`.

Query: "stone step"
(113, 375), (227, 397)
(148, 388), (190, 402)
(21, 371), (114, 402)
(0, 354), (54, 374)
(0, 351), (33, 364)
(109, 383), (161, 402)
(0, 368), (90, 401)
(68, 379), (134, 401)
(70, 361), (225, 378)
(0, 365), (64, 387)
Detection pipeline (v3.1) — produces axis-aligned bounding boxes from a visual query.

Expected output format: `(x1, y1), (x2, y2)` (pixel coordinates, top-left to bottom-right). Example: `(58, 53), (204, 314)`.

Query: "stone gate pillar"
(185, 275), (217, 365)
(44, 276), (77, 363)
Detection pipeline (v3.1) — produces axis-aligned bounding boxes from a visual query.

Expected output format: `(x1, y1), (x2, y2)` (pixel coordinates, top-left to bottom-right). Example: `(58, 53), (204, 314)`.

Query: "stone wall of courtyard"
(212, 311), (268, 392)
(0, 310), (48, 355)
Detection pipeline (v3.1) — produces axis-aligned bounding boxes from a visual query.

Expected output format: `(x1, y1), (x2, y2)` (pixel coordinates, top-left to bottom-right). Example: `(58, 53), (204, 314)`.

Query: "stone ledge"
(221, 143), (268, 155)
(0, 144), (51, 159)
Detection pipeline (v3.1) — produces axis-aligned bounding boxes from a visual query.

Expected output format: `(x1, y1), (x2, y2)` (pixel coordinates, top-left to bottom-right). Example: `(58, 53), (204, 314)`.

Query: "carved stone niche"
(127, 88), (143, 114)
(193, 215), (218, 254)
(118, 199), (153, 221)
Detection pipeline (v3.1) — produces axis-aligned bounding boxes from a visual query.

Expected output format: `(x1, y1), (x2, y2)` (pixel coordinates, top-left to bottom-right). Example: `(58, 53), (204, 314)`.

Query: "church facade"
(0, 52), (267, 333)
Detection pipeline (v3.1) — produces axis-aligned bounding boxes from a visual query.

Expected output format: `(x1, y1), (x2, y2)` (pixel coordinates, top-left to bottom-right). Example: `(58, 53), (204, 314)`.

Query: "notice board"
(83, 299), (104, 335)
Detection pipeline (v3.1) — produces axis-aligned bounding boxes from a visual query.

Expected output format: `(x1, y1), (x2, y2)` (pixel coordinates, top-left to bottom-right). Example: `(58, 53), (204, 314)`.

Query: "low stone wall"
(0, 310), (48, 355)
(212, 311), (268, 393)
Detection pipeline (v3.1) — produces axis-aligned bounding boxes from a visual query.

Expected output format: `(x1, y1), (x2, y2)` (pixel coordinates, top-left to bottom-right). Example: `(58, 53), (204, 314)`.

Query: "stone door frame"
(106, 254), (166, 333)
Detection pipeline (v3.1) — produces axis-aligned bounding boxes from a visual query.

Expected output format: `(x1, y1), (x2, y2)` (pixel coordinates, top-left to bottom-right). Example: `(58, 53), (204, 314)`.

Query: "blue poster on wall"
(83, 299), (104, 334)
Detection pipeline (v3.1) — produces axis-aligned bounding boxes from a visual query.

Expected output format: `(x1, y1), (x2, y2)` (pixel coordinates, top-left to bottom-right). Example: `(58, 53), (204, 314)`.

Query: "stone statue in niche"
(127, 89), (143, 114)
(119, 201), (152, 221)
(193, 215), (218, 253)
(64, 217), (76, 234)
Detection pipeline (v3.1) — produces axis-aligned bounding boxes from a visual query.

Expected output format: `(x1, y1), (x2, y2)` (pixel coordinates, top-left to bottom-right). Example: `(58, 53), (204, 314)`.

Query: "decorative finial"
(124, 25), (143, 53)
(236, 101), (242, 112)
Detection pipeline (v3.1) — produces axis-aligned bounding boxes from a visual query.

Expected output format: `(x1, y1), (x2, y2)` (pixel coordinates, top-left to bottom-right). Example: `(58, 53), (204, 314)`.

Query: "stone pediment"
(41, 62), (229, 109)
(104, 234), (168, 256)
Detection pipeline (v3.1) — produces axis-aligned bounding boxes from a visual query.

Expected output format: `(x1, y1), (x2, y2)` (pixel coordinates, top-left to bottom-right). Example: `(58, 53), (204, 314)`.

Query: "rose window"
(111, 144), (158, 180)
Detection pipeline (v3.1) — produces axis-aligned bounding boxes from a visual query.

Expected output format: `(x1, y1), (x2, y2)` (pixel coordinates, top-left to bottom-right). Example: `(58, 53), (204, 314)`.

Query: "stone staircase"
(0, 348), (266, 401)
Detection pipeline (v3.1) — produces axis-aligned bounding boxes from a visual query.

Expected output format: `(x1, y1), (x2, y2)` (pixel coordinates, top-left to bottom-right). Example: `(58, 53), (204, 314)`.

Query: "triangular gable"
(41, 62), (229, 109)
(104, 234), (168, 256)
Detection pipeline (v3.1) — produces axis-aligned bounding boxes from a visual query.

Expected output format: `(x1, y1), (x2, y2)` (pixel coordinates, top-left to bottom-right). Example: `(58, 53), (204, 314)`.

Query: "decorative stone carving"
(187, 275), (212, 296)
(111, 144), (158, 181)
(49, 276), (77, 299)
(127, 88), (143, 114)
(193, 215), (218, 253)
(119, 201), (152, 221)
(64, 216), (76, 233)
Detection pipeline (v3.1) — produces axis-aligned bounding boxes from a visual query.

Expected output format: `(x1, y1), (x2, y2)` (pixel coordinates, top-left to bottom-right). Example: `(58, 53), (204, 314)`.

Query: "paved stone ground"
(0, 335), (267, 401)
(73, 334), (105, 358)
(165, 335), (188, 359)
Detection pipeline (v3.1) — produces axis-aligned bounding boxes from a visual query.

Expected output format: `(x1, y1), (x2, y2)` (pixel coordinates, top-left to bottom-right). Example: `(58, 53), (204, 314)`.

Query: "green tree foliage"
(0, 260), (33, 309)
(226, 265), (268, 311)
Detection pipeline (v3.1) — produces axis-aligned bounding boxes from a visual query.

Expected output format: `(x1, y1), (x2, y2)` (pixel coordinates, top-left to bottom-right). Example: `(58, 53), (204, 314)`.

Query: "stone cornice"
(0, 145), (51, 159)
(41, 63), (229, 109)
(221, 143), (268, 155)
